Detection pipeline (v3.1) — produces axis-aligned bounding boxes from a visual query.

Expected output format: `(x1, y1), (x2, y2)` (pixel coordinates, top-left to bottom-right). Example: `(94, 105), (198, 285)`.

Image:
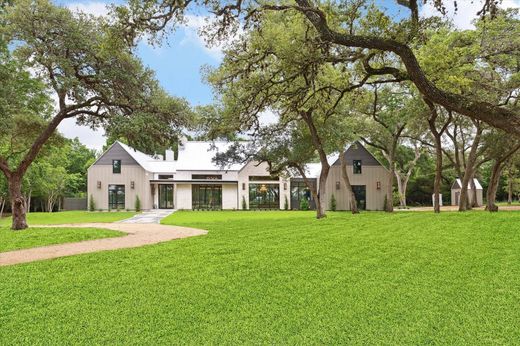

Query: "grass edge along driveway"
(1, 210), (520, 344)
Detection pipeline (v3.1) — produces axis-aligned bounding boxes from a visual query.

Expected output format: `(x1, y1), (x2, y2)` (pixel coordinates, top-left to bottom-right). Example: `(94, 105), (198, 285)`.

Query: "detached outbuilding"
(451, 178), (483, 206)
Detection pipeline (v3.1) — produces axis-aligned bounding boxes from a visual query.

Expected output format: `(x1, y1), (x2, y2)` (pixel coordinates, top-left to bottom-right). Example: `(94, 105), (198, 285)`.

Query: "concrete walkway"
(118, 209), (175, 224)
(0, 218), (206, 267)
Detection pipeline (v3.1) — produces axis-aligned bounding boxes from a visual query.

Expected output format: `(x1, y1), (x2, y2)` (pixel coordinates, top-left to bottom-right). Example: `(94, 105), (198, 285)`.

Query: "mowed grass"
(1, 211), (520, 344)
(0, 227), (124, 252)
(0, 210), (136, 227)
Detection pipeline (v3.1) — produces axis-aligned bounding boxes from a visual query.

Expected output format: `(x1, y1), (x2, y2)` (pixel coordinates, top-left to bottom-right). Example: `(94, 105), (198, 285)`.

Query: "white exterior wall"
(175, 184), (192, 209)
(451, 188), (483, 206)
(222, 184), (239, 209)
(325, 165), (388, 211)
(238, 161), (288, 209)
(87, 165), (153, 210)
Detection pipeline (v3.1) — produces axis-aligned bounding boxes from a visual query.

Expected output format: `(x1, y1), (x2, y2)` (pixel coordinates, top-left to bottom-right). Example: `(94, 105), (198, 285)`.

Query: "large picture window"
(112, 160), (121, 174)
(108, 184), (125, 210)
(192, 185), (222, 209)
(249, 183), (279, 209)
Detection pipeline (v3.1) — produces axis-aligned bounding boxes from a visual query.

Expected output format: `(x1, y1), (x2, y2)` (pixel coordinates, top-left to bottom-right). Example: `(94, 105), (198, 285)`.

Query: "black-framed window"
(158, 174), (174, 180)
(108, 184), (125, 210)
(353, 160), (362, 174)
(249, 183), (279, 209)
(192, 174), (222, 180)
(112, 160), (121, 174)
(249, 176), (279, 181)
(192, 185), (222, 209)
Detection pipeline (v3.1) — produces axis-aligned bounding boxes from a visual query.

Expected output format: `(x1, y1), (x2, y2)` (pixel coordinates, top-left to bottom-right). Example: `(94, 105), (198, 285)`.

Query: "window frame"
(353, 160), (362, 174)
(112, 159), (122, 174)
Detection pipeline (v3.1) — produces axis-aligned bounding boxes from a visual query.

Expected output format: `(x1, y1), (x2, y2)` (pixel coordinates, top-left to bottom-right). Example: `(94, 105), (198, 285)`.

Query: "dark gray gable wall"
(93, 142), (139, 166)
(332, 141), (383, 167)
(451, 180), (461, 189)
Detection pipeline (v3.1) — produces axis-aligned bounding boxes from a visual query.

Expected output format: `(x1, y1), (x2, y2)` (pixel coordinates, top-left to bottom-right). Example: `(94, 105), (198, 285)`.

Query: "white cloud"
(420, 0), (520, 29)
(58, 118), (106, 151)
(67, 1), (110, 17)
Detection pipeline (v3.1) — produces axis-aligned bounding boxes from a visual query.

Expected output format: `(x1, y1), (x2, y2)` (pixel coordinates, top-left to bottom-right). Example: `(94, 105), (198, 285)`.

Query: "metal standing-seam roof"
(451, 178), (483, 190)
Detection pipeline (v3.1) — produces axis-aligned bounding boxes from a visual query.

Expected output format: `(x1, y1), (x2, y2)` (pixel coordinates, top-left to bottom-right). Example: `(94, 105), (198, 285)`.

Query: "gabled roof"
(92, 141), (176, 173)
(451, 178), (483, 190)
(332, 141), (384, 167)
(175, 141), (245, 171)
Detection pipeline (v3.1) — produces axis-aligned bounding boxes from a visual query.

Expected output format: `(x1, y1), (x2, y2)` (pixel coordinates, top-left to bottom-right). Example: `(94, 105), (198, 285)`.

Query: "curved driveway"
(0, 212), (207, 267)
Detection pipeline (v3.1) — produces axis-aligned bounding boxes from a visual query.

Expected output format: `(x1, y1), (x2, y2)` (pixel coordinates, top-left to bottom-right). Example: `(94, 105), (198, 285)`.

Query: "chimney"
(165, 149), (174, 162)
(179, 135), (188, 151)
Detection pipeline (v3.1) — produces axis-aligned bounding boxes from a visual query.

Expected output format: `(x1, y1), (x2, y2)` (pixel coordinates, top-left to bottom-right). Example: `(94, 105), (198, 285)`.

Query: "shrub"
(135, 195), (141, 212)
(89, 195), (96, 212)
(284, 196), (289, 210)
(242, 196), (247, 210)
(330, 193), (336, 211)
(300, 198), (310, 211)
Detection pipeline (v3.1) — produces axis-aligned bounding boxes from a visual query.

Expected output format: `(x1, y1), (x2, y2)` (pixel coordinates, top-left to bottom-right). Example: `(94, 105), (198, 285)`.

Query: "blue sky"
(53, 0), (519, 150)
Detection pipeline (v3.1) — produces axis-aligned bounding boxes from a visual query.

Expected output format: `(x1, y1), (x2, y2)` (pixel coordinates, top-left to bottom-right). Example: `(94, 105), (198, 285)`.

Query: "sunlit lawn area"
(1, 211), (520, 344)
(0, 210), (136, 227)
(0, 227), (124, 252)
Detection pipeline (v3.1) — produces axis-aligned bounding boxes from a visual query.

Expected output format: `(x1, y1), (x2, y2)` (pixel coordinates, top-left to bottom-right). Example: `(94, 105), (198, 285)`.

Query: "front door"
(159, 184), (174, 209)
(352, 185), (366, 210)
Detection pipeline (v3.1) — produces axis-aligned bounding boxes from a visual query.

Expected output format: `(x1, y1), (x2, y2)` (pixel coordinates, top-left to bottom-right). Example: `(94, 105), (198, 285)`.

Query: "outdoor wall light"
(376, 181), (381, 190)
(242, 183), (246, 190)
(131, 181), (135, 189)
(283, 182), (287, 190)
(97, 181), (101, 189)
(336, 181), (340, 190)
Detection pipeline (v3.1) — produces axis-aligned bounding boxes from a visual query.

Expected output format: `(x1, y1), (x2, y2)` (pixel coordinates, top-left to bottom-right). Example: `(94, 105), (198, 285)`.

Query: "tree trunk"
(339, 150), (358, 214)
(0, 198), (5, 219)
(8, 175), (28, 230)
(432, 136), (443, 213)
(459, 170), (473, 211)
(395, 171), (407, 208)
(486, 160), (502, 212)
(316, 165), (329, 219)
(508, 171), (513, 204)
(386, 158), (394, 212)
(25, 190), (32, 214)
(470, 176), (479, 208)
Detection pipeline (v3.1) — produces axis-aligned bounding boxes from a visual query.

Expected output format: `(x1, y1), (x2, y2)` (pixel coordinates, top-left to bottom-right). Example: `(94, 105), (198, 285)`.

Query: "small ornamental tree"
(329, 194), (336, 212)
(135, 195), (141, 212)
(241, 196), (247, 210)
(89, 195), (96, 212)
(300, 198), (309, 211)
(284, 195), (289, 210)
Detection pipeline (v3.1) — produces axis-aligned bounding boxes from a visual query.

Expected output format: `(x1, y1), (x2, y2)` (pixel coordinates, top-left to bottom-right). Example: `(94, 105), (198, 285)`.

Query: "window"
(108, 185), (125, 210)
(353, 160), (362, 174)
(192, 185), (222, 209)
(158, 174), (174, 180)
(192, 174), (222, 180)
(249, 183), (279, 209)
(249, 176), (279, 181)
(112, 160), (121, 174)
(290, 181), (314, 210)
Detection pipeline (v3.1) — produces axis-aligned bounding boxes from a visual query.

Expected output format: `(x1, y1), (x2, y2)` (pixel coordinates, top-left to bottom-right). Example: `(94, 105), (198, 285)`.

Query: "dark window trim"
(112, 159), (121, 174)
(249, 176), (279, 181)
(192, 174), (222, 180)
(353, 160), (362, 174)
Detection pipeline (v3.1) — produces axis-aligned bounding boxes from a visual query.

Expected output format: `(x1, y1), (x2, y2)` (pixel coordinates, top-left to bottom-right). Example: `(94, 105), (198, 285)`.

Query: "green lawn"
(0, 227), (124, 252)
(1, 211), (520, 344)
(0, 210), (136, 227)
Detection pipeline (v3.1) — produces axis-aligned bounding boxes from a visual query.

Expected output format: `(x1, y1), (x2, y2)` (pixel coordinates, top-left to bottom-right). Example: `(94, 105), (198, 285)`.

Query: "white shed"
(451, 178), (483, 206)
